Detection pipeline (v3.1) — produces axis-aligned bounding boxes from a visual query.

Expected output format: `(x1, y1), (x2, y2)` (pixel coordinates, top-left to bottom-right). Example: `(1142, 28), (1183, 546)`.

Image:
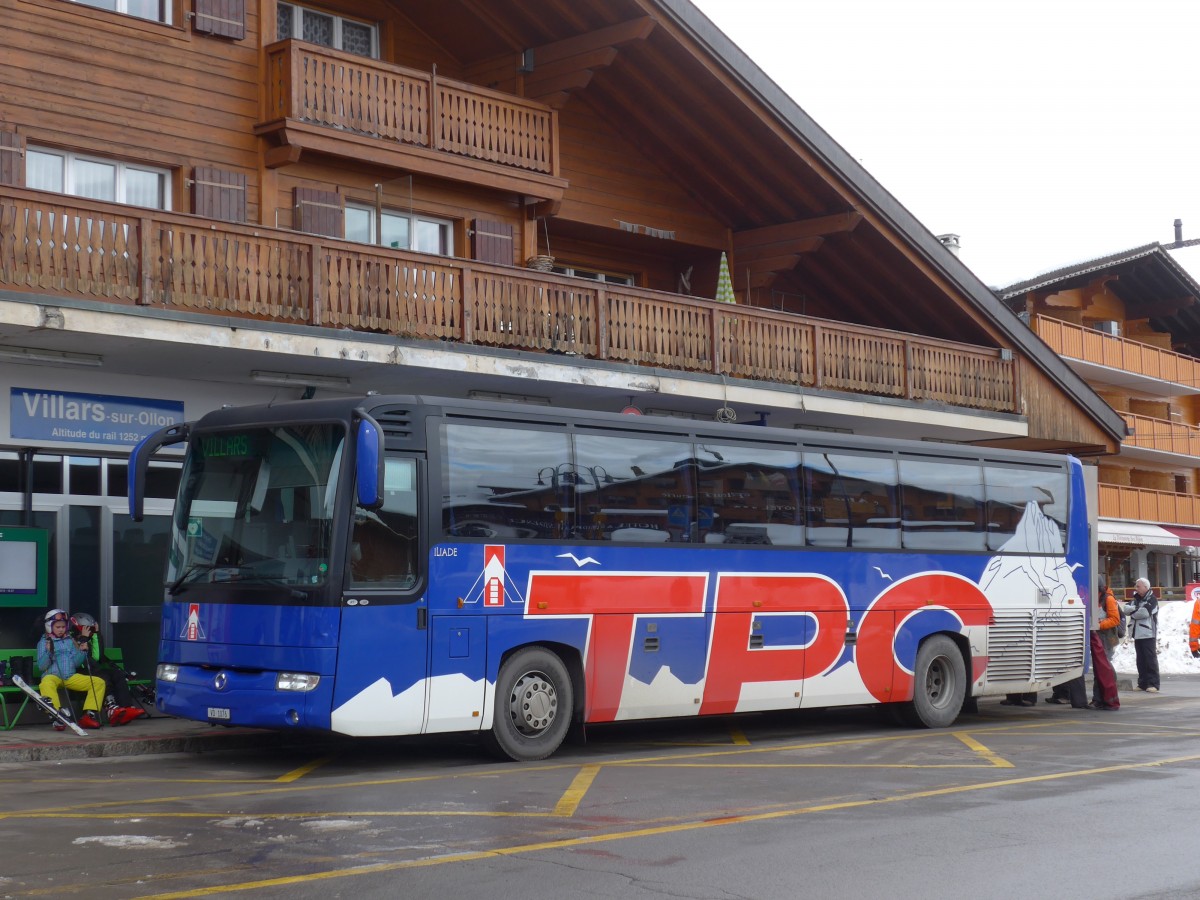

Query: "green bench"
(0, 647), (150, 729)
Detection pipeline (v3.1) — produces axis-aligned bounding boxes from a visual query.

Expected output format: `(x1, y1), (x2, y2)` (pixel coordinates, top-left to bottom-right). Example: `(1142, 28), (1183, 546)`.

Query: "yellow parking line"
(953, 732), (1014, 768)
(275, 757), (332, 783)
(628, 762), (1002, 769)
(729, 726), (750, 745)
(131, 750), (1200, 899)
(553, 764), (601, 817)
(0, 719), (1153, 822)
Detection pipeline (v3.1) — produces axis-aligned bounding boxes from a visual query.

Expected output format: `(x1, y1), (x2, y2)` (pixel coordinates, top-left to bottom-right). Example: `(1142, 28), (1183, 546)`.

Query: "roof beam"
(735, 235), (824, 264)
(532, 17), (656, 66)
(734, 212), (863, 250)
(467, 18), (655, 101)
(523, 48), (617, 99)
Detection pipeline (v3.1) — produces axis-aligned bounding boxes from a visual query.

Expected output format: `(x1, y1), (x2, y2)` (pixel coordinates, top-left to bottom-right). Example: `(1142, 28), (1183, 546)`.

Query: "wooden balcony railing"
(264, 41), (558, 176)
(0, 187), (1018, 413)
(1099, 483), (1200, 528)
(1032, 314), (1200, 389)
(1122, 412), (1200, 457)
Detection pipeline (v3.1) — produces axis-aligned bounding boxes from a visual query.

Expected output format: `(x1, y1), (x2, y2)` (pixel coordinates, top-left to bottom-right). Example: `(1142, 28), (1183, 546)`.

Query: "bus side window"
(984, 465), (1068, 551)
(900, 459), (985, 551)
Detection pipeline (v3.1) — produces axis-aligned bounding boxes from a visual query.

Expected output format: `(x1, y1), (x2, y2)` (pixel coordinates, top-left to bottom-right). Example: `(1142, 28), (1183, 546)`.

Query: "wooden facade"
(1025, 309), (1200, 526)
(1004, 247), (1200, 593)
(0, 0), (1122, 453)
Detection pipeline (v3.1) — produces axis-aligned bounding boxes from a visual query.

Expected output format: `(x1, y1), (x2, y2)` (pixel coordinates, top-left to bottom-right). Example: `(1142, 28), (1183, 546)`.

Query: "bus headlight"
(276, 672), (321, 692)
(157, 664), (179, 682)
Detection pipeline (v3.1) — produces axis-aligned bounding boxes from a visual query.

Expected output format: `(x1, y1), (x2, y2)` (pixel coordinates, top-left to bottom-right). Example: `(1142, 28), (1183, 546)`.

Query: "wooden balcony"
(1099, 483), (1200, 528)
(1032, 314), (1200, 389)
(0, 187), (1018, 413)
(1122, 412), (1200, 457)
(260, 42), (564, 198)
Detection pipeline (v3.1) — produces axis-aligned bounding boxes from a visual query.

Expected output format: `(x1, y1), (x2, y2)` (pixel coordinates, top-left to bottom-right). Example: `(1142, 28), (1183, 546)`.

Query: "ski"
(11, 674), (89, 736)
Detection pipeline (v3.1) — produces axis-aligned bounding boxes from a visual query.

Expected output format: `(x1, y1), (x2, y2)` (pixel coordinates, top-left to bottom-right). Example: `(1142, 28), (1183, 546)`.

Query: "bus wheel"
(901, 635), (965, 728)
(485, 648), (573, 762)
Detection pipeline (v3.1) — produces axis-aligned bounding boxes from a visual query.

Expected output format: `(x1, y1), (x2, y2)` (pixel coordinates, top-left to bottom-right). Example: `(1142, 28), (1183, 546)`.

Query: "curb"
(0, 727), (288, 763)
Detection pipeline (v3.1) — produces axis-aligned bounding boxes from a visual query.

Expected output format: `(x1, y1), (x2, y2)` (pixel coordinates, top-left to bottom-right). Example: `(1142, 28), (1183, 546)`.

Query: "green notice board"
(0, 525), (49, 607)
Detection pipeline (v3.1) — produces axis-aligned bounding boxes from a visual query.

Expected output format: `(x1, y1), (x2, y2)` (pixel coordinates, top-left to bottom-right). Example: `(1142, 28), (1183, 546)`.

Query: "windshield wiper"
(167, 562), (218, 596)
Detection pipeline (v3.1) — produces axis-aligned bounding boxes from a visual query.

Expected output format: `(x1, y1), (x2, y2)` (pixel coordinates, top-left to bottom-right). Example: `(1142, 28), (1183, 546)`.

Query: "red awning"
(1166, 526), (1200, 547)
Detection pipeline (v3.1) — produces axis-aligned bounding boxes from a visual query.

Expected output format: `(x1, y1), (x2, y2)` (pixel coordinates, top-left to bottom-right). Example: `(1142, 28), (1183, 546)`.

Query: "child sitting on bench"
(36, 609), (105, 730)
(70, 612), (147, 726)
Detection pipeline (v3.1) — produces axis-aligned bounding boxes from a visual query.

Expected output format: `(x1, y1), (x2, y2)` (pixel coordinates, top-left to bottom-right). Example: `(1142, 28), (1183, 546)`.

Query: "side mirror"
(355, 413), (385, 510)
(129, 422), (190, 521)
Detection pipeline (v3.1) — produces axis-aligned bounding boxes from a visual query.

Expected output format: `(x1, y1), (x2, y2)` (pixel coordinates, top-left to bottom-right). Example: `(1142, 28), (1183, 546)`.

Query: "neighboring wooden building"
(0, 0), (1122, 659)
(1002, 239), (1200, 594)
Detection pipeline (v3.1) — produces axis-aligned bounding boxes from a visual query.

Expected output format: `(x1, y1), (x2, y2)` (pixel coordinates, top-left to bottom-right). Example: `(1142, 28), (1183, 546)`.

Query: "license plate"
(207, 707), (231, 720)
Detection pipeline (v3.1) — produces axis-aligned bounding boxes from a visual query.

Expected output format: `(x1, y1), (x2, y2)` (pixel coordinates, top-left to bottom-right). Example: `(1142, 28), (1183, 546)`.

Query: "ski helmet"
(43, 608), (68, 634)
(70, 612), (97, 632)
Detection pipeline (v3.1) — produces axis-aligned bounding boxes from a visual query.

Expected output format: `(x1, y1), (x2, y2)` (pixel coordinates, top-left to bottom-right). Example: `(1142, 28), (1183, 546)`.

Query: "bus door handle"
(417, 608), (428, 630)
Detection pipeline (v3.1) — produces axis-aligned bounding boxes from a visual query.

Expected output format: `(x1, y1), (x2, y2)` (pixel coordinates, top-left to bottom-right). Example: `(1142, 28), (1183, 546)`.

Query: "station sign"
(10, 387), (184, 447)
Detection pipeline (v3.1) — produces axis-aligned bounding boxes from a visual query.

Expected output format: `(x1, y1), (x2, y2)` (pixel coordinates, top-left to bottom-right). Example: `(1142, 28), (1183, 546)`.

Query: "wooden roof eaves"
(466, 18), (656, 102)
(999, 243), (1200, 306)
(649, 0), (1127, 446)
(733, 212), (863, 250)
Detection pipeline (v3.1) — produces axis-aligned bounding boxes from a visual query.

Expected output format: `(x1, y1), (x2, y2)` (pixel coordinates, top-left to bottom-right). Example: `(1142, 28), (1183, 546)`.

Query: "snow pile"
(1110, 599), (1200, 675)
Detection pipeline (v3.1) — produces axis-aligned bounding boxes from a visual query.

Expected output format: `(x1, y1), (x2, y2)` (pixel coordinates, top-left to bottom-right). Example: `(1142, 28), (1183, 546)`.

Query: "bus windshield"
(167, 423), (345, 593)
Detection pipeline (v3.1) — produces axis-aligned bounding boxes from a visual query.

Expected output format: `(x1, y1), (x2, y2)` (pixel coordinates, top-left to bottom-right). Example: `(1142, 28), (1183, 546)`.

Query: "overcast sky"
(690, 0), (1200, 289)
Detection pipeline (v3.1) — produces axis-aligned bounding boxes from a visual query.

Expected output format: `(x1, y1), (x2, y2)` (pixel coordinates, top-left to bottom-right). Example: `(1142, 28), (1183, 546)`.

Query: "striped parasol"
(715, 251), (735, 304)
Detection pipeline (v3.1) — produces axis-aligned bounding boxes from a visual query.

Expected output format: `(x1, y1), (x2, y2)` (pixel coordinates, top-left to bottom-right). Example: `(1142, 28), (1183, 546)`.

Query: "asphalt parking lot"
(2, 677), (1199, 899)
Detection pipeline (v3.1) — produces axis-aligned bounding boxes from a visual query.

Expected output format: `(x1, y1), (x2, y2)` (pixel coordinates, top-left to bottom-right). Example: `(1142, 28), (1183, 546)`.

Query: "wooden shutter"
(191, 166), (247, 223)
(0, 130), (25, 186)
(294, 187), (344, 238)
(471, 218), (514, 265)
(193, 0), (246, 39)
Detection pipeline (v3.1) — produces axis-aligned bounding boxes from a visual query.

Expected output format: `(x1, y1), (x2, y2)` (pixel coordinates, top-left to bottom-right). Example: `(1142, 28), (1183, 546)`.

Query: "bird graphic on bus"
(556, 552), (600, 567)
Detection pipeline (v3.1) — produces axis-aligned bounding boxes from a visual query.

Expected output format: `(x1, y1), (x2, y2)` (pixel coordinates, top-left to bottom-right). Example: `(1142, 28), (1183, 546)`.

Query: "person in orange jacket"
(1190, 593), (1200, 658)
(1091, 576), (1121, 710)
(1097, 577), (1122, 660)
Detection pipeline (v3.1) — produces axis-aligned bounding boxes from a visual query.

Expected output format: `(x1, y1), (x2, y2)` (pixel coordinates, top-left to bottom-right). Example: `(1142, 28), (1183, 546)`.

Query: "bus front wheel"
(485, 647), (573, 762)
(901, 635), (966, 728)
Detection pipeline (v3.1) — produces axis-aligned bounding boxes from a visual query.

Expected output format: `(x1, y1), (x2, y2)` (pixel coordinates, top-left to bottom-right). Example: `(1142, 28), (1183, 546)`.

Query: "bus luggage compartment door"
(425, 615), (486, 734)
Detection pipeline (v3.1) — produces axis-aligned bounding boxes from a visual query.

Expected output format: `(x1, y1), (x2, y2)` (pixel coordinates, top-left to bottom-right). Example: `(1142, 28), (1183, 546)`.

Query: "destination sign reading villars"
(10, 387), (183, 446)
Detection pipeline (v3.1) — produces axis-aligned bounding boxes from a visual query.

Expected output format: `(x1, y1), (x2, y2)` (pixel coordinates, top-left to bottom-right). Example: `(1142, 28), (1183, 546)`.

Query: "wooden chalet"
(0, 0), (1123, 446)
(0, 0), (1123, 657)
(1003, 239), (1200, 594)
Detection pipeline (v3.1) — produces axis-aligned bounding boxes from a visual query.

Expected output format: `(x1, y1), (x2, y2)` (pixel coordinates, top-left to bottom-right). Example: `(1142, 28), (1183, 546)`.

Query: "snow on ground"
(1110, 599), (1200, 675)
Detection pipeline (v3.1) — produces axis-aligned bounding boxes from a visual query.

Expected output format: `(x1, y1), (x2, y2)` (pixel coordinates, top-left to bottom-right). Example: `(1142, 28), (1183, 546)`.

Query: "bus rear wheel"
(485, 647), (573, 761)
(900, 635), (966, 728)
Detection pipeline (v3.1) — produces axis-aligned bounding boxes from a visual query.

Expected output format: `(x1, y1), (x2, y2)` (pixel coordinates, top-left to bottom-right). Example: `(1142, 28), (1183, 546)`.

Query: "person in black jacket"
(69, 613), (147, 725)
(1121, 579), (1160, 692)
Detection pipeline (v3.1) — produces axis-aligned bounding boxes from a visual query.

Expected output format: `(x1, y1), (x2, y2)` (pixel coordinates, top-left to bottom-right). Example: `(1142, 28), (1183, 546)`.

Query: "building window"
(26, 148), (170, 210)
(346, 205), (453, 256)
(551, 264), (634, 286)
(277, 2), (377, 57)
(68, 0), (171, 25)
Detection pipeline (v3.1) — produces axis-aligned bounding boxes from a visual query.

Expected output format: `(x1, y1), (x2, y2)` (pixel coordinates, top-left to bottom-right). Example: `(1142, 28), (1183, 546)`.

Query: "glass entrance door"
(110, 511), (172, 679)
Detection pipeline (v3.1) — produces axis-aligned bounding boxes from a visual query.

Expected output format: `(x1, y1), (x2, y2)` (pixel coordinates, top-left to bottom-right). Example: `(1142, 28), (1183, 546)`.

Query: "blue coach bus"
(130, 395), (1090, 760)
